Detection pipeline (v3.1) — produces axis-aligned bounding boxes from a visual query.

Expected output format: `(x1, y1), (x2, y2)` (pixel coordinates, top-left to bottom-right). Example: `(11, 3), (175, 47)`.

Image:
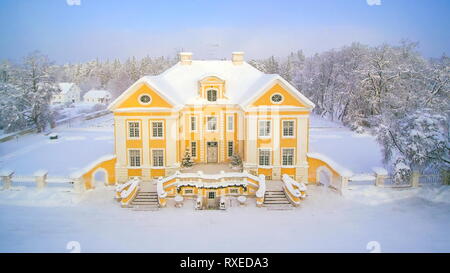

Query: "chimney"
(178, 52), (193, 65)
(232, 52), (244, 65)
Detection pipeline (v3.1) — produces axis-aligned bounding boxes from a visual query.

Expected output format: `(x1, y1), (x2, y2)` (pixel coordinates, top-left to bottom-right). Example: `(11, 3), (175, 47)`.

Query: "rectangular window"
(208, 191), (216, 199)
(283, 120), (295, 137)
(258, 120), (271, 137)
(184, 189), (193, 195)
(152, 150), (164, 167)
(191, 141), (197, 157)
(128, 121), (140, 138)
(152, 122), (163, 138)
(259, 149), (271, 166)
(207, 116), (217, 131)
(190, 116), (197, 131)
(282, 149), (294, 166)
(227, 115), (234, 131)
(129, 149), (141, 167)
(229, 188), (239, 194)
(228, 141), (234, 157)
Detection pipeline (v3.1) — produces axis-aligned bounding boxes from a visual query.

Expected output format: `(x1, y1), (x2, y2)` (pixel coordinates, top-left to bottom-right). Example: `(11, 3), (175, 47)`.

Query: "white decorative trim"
(150, 120), (165, 139)
(226, 114), (234, 132)
(281, 119), (296, 138)
(127, 148), (142, 168)
(258, 119), (271, 138)
(205, 115), (218, 132)
(126, 120), (141, 140)
(281, 147), (296, 167)
(151, 148), (165, 167)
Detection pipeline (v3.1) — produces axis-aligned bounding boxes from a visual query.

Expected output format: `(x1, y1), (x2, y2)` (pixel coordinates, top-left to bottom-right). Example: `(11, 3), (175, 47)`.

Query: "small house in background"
(51, 82), (81, 104)
(83, 90), (112, 104)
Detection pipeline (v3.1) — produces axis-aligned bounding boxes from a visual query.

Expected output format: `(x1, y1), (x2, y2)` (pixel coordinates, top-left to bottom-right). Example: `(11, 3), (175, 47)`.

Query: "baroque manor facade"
(108, 52), (316, 184)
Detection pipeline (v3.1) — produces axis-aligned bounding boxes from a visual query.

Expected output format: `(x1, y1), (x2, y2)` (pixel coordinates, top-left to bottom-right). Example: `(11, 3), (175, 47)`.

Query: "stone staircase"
(129, 191), (159, 211)
(263, 190), (294, 210)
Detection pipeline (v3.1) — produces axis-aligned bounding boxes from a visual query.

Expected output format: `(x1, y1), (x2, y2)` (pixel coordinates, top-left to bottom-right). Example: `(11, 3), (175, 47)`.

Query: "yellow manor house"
(85, 52), (351, 209)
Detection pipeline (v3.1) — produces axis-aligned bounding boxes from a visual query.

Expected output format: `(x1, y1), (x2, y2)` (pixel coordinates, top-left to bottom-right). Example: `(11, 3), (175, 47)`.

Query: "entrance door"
(207, 191), (217, 209)
(207, 142), (218, 163)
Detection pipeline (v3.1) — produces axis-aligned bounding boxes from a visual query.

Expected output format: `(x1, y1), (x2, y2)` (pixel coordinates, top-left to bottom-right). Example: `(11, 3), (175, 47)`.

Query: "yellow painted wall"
(307, 157), (340, 184)
(250, 83), (306, 107)
(81, 157), (116, 190)
(116, 83), (173, 109)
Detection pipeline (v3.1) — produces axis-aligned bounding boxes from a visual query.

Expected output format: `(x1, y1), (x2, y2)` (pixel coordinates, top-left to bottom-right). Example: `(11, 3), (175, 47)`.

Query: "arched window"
(206, 89), (217, 102)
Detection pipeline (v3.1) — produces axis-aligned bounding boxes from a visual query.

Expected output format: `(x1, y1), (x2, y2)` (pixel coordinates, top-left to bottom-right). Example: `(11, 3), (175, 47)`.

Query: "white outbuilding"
(51, 82), (81, 104)
(83, 90), (112, 104)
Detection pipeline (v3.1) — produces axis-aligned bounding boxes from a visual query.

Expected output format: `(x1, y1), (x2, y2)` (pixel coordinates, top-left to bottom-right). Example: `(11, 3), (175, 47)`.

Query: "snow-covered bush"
(229, 153), (243, 169)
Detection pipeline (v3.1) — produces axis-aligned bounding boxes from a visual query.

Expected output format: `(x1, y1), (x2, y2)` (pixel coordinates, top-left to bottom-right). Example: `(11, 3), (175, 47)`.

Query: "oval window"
(271, 94), (283, 103)
(139, 94), (151, 104)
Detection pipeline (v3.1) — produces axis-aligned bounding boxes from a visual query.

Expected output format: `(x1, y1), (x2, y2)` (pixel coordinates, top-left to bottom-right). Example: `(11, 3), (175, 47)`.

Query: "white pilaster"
(166, 117), (177, 167)
(142, 117), (150, 167)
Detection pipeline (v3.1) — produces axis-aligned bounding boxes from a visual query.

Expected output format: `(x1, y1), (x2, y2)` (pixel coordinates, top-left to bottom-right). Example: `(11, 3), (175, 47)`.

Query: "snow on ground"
(0, 184), (449, 252)
(0, 113), (448, 253)
(309, 114), (386, 175)
(0, 114), (114, 176)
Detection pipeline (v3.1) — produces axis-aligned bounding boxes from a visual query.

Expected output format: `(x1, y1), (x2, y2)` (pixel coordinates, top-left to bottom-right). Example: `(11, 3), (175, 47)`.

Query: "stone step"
(131, 200), (159, 204)
(134, 197), (158, 200)
(263, 200), (290, 204)
(264, 201), (291, 205)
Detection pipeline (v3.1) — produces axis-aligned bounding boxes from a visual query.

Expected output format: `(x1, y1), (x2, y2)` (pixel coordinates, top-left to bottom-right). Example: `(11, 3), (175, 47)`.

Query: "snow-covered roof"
(58, 82), (75, 94)
(109, 60), (315, 109)
(84, 90), (112, 99)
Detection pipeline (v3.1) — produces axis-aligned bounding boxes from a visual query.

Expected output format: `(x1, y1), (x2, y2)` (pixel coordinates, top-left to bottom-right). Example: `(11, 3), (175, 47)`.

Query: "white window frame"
(127, 121), (141, 140)
(227, 141), (234, 157)
(128, 148), (142, 168)
(151, 121), (164, 139)
(206, 89), (218, 102)
(282, 148), (295, 166)
(258, 148), (271, 166)
(258, 120), (271, 138)
(282, 120), (295, 138)
(227, 115), (234, 132)
(151, 149), (165, 167)
(229, 188), (239, 195)
(190, 116), (197, 132)
(206, 116), (218, 132)
(191, 141), (197, 158)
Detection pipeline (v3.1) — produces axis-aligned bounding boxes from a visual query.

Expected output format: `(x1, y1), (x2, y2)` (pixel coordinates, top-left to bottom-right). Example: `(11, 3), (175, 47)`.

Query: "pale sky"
(0, 0), (449, 63)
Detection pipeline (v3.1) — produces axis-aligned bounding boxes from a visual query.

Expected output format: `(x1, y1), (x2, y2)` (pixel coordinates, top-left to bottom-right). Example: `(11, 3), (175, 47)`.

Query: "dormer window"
(207, 89), (217, 102)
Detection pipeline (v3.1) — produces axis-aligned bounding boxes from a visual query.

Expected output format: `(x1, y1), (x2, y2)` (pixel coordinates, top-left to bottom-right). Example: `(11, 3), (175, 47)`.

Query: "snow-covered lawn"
(0, 114), (114, 176)
(309, 115), (386, 175)
(0, 114), (448, 253)
(0, 184), (449, 252)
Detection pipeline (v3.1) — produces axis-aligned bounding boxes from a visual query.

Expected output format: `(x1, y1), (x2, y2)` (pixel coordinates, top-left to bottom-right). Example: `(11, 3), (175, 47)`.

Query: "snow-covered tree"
(376, 109), (449, 182)
(181, 149), (194, 168)
(7, 51), (59, 132)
